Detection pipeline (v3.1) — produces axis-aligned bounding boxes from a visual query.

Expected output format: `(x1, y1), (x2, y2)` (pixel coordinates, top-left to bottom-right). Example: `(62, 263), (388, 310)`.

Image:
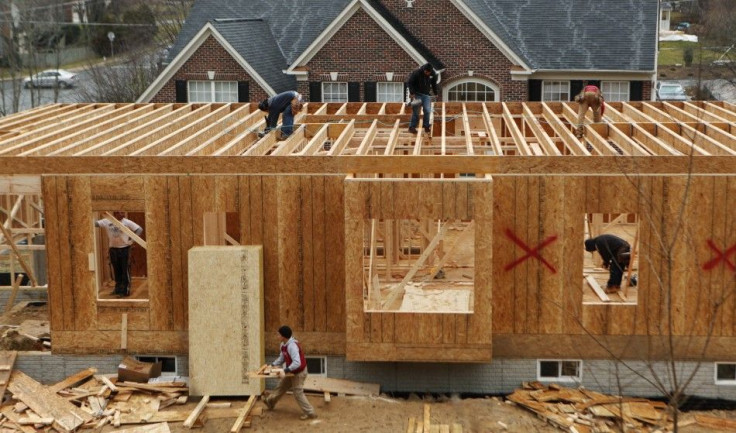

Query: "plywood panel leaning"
(188, 246), (264, 396)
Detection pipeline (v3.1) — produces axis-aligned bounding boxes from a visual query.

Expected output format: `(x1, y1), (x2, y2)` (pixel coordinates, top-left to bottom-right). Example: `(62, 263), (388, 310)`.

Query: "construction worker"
(257, 91), (304, 139)
(95, 211), (143, 297)
(263, 325), (317, 420)
(574, 83), (605, 138)
(584, 234), (630, 293)
(405, 63), (439, 134)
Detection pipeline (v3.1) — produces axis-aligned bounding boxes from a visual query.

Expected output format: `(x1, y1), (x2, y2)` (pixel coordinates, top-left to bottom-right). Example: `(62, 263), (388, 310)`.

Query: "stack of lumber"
(250, 364), (381, 402)
(0, 354), (260, 432)
(506, 382), (732, 433)
(405, 403), (463, 433)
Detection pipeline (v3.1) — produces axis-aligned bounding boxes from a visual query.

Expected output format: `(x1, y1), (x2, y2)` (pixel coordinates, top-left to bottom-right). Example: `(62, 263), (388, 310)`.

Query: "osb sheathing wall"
(41, 173), (736, 362)
(43, 174), (346, 355)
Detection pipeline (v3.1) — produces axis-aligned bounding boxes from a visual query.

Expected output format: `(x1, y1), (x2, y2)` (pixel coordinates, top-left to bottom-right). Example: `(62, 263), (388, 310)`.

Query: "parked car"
(675, 21), (690, 31)
(23, 69), (78, 89)
(656, 82), (689, 101)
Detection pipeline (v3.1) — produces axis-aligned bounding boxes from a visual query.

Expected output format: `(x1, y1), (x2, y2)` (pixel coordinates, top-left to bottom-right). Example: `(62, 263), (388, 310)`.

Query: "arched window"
(444, 79), (499, 102)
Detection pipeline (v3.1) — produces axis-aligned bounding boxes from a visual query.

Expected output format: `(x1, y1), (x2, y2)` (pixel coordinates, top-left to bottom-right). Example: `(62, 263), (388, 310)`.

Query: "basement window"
(306, 357), (327, 376)
(363, 218), (474, 313)
(715, 363), (736, 385)
(136, 355), (178, 376)
(582, 213), (639, 305)
(537, 360), (582, 383)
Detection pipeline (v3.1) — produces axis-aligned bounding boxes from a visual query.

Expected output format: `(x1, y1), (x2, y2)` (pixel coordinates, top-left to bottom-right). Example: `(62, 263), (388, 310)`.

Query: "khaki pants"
(576, 91), (603, 135)
(265, 369), (315, 416)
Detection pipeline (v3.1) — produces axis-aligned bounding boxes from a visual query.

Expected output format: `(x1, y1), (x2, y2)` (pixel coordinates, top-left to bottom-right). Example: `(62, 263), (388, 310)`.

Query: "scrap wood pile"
(506, 382), (736, 433)
(0, 351), (260, 432)
(405, 403), (463, 433)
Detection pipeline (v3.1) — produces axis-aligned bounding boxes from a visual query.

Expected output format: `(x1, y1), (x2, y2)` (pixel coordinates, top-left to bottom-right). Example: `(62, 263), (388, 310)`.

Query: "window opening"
(537, 359), (582, 382)
(583, 213), (639, 305)
(363, 218), (474, 313)
(601, 81), (630, 102)
(715, 363), (736, 385)
(322, 82), (348, 103)
(93, 211), (147, 300)
(188, 80), (238, 102)
(542, 81), (570, 101)
(306, 357), (326, 376)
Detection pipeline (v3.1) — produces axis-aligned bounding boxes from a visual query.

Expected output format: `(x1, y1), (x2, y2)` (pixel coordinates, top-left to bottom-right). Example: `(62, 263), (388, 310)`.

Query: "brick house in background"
(138, 0), (658, 104)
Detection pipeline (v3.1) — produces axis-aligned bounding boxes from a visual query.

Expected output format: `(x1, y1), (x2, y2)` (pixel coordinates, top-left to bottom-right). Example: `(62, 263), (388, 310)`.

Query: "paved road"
(1, 70), (94, 115)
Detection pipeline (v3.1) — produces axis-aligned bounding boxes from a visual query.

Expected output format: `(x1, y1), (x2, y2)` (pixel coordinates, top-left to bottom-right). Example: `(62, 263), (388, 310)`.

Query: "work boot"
(263, 398), (274, 410)
(424, 126), (431, 134)
(408, 127), (418, 134)
(299, 413), (317, 420)
(605, 285), (620, 294)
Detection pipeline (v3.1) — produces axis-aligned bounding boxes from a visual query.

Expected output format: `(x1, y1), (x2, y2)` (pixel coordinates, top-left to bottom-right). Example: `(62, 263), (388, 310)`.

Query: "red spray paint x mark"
(504, 228), (558, 273)
(702, 240), (736, 272)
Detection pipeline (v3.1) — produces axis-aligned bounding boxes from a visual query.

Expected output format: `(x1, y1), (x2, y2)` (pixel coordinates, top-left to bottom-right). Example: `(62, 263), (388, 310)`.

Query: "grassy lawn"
(659, 41), (728, 66)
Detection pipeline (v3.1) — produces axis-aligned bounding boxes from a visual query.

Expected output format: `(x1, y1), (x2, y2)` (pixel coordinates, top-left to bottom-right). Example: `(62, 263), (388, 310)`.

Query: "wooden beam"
(103, 212), (147, 249)
(159, 104), (251, 156)
(482, 104), (504, 156)
(0, 223), (37, 287)
(382, 220), (451, 309)
(384, 119), (401, 155)
(326, 120), (355, 156)
(585, 274), (611, 302)
(425, 222), (474, 280)
(522, 104), (561, 155)
(0, 176), (41, 194)
(502, 104), (531, 155)
(541, 103), (589, 155)
(356, 120), (379, 156)
(183, 395), (210, 428)
(462, 104), (474, 155)
(271, 124), (308, 156)
(230, 395), (256, 432)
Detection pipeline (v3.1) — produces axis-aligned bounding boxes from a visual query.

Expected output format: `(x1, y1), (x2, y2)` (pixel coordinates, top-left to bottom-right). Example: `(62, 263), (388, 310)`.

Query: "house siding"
(150, 36), (270, 103)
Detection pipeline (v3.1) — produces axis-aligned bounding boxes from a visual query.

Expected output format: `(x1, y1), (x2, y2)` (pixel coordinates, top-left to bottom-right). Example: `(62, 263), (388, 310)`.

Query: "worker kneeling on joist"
(574, 83), (605, 138)
(585, 234), (630, 293)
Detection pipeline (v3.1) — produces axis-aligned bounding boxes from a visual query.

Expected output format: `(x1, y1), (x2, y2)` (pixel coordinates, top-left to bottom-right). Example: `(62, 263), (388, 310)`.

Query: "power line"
(0, 19), (157, 27)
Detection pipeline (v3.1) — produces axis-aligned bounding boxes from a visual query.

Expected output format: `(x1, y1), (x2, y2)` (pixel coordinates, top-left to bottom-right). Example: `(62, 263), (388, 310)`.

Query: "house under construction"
(1, 100), (735, 398)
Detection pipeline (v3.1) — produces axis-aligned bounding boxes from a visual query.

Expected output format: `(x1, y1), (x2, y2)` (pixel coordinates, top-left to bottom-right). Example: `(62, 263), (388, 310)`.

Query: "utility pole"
(107, 31), (115, 57)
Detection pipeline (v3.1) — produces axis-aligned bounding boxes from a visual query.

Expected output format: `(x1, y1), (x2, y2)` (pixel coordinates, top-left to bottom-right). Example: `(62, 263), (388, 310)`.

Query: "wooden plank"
(277, 176), (302, 327)
(48, 367), (98, 393)
(111, 423), (172, 433)
(230, 395), (257, 433)
(0, 351), (16, 399)
(303, 376), (379, 396)
(585, 275), (611, 302)
(183, 395), (210, 428)
(344, 179), (368, 353)
(146, 176), (174, 331)
(69, 176), (96, 331)
(121, 312), (128, 349)
(8, 370), (92, 432)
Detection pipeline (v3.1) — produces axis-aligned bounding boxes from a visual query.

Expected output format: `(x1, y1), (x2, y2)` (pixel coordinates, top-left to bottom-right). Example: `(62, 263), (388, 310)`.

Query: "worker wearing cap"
(257, 91), (303, 139)
(574, 83), (605, 138)
(263, 325), (317, 420)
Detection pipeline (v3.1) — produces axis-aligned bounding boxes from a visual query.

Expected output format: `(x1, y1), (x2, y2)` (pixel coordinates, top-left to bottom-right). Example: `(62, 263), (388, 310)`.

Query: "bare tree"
(76, 49), (162, 102)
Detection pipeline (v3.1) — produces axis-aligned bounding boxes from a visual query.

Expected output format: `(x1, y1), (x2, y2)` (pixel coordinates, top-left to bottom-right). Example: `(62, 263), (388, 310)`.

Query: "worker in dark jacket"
(405, 63), (439, 134)
(258, 91), (303, 138)
(585, 234), (630, 292)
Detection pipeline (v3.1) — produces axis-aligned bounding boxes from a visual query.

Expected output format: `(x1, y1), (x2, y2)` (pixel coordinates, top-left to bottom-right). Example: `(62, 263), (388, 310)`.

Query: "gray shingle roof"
(169, 0), (657, 93)
(211, 20), (295, 94)
(461, 0), (658, 71)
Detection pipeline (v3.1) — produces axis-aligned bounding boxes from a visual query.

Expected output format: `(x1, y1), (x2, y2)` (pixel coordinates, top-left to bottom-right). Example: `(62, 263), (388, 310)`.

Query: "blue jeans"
(281, 106), (295, 136)
(409, 93), (432, 129)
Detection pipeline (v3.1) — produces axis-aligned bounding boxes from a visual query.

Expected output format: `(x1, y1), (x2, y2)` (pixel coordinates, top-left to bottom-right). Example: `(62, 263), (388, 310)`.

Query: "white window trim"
(187, 80), (238, 103)
(715, 362), (736, 385)
(443, 78), (500, 102)
(601, 80), (630, 102)
(537, 359), (583, 383)
(541, 80), (571, 102)
(376, 82), (404, 103)
(306, 356), (327, 377)
(321, 81), (348, 103)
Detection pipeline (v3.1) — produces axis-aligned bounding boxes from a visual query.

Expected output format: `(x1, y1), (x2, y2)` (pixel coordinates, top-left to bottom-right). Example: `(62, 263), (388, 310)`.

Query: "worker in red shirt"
(574, 83), (605, 138)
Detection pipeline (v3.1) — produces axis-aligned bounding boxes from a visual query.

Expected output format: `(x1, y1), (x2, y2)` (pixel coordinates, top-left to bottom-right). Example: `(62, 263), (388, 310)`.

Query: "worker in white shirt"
(95, 211), (143, 297)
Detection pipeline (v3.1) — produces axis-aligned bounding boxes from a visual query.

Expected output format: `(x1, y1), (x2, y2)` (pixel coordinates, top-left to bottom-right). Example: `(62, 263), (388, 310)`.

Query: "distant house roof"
(460, 0), (658, 72)
(154, 0), (656, 99)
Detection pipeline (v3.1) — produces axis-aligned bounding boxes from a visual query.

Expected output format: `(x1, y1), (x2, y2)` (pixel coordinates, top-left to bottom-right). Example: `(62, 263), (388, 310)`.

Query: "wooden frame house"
(1, 100), (736, 393)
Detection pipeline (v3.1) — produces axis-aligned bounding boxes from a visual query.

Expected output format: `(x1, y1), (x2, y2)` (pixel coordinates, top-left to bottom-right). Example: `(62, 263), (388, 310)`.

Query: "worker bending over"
(574, 83), (605, 138)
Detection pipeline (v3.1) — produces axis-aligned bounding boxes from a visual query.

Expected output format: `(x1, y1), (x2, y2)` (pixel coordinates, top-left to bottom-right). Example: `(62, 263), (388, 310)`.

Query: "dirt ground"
(96, 393), (736, 433)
